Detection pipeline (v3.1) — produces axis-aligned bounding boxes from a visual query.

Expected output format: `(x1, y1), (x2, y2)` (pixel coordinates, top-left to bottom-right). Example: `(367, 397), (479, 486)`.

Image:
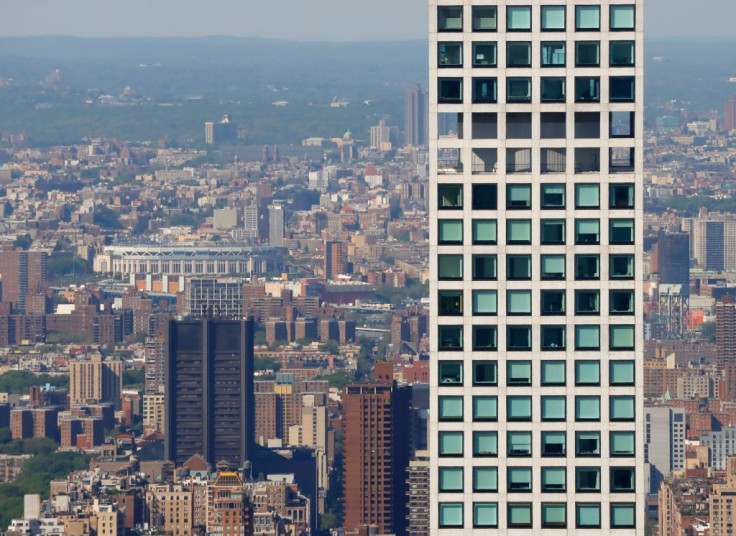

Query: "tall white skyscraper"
(429, 1), (644, 533)
(268, 204), (285, 247)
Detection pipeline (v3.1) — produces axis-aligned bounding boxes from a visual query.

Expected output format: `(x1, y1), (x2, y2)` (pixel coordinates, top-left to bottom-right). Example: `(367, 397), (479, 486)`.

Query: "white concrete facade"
(429, 0), (645, 534)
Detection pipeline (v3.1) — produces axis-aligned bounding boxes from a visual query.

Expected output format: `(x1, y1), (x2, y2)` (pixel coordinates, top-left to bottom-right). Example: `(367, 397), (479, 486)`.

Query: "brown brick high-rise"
(0, 250), (47, 313)
(717, 299), (736, 373)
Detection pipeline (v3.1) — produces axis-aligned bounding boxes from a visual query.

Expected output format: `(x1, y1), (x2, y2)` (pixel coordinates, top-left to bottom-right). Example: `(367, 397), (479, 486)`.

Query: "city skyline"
(0, 0), (732, 41)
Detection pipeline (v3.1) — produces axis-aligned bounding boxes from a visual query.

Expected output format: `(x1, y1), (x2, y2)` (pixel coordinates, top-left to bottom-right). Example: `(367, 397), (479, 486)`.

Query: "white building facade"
(429, 0), (644, 533)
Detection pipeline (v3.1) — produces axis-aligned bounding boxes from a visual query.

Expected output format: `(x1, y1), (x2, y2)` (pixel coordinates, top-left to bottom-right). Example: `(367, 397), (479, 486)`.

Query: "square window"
(438, 42), (463, 67)
(610, 396), (635, 421)
(473, 396), (498, 421)
(611, 147), (635, 171)
(610, 431), (636, 457)
(438, 255), (463, 281)
(474, 431), (498, 457)
(610, 360), (635, 385)
(541, 220), (565, 245)
(541, 256), (566, 281)
(610, 5), (636, 30)
(541, 289), (566, 315)
(438, 290), (463, 316)
(507, 290), (532, 316)
(438, 184), (463, 209)
(473, 503), (498, 528)
(575, 325), (600, 350)
(439, 361), (463, 385)
(541, 361), (566, 386)
(542, 467), (567, 492)
(575, 77), (600, 102)
(576, 111), (601, 138)
(473, 290), (497, 315)
(541, 42), (566, 66)
(575, 289), (600, 315)
(507, 184), (532, 209)
(438, 78), (463, 103)
(611, 77), (636, 102)
(541, 397), (566, 421)
(507, 326), (532, 351)
(473, 42), (497, 67)
(575, 184), (600, 208)
(472, 184), (497, 210)
(507, 220), (532, 245)
(473, 361), (498, 386)
(541, 184), (565, 208)
(473, 255), (497, 281)
(473, 467), (498, 492)
(576, 41), (600, 66)
(541, 325), (566, 351)
(542, 503), (567, 528)
(473, 78), (498, 103)
(576, 431), (601, 457)
(473, 326), (498, 351)
(439, 503), (464, 527)
(575, 6), (600, 31)
(610, 325), (635, 350)
(610, 290), (635, 315)
(507, 77), (532, 102)
(438, 6), (463, 32)
(542, 431), (566, 456)
(611, 111), (635, 138)
(610, 183), (635, 208)
(541, 77), (566, 102)
(575, 360), (600, 386)
(575, 219), (600, 245)
(472, 219), (497, 245)
(611, 467), (635, 492)
(473, 6), (498, 31)
(507, 255), (532, 280)
(575, 255), (600, 280)
(576, 504), (601, 529)
(541, 6), (566, 31)
(576, 469), (601, 493)
(611, 41), (635, 66)
(507, 148), (532, 173)
(439, 467), (464, 492)
(507, 360), (531, 386)
(439, 325), (463, 351)
(508, 467), (532, 492)
(611, 503), (636, 529)
(507, 6), (532, 31)
(508, 503), (532, 528)
(610, 255), (634, 279)
(438, 396), (463, 421)
(575, 148), (601, 174)
(439, 431), (464, 456)
(507, 396), (532, 421)
(507, 42), (532, 67)
(575, 396), (600, 421)
(439, 220), (463, 245)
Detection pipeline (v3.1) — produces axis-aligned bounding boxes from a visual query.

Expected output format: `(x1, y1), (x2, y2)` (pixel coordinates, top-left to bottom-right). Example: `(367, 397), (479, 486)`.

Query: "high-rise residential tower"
(406, 84), (429, 147)
(429, 1), (644, 533)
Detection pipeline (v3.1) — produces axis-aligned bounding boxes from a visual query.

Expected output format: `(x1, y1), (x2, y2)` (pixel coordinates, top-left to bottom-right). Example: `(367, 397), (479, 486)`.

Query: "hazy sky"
(0, 0), (732, 41)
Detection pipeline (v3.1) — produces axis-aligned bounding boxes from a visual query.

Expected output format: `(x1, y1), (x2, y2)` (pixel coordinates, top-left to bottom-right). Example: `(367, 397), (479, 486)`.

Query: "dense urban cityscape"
(0, 2), (735, 536)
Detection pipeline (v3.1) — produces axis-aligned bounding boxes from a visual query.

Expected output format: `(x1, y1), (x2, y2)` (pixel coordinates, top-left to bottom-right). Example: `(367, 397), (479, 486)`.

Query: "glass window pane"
(575, 396), (600, 421)
(473, 42), (497, 67)
(576, 504), (601, 528)
(610, 184), (635, 208)
(541, 77), (566, 102)
(541, 6), (566, 30)
(576, 469), (601, 492)
(472, 184), (497, 210)
(610, 290), (634, 315)
(610, 6), (636, 30)
(541, 290), (566, 316)
(541, 325), (566, 350)
(610, 325), (635, 350)
(507, 78), (532, 102)
(439, 290), (463, 316)
(473, 255), (497, 280)
(508, 467), (532, 492)
(507, 256), (532, 280)
(542, 467), (567, 492)
(508, 504), (532, 527)
(473, 219), (497, 244)
(507, 220), (532, 244)
(575, 77), (600, 102)
(576, 255), (600, 280)
(438, 325), (463, 351)
(576, 41), (600, 66)
(473, 361), (498, 385)
(508, 396), (532, 421)
(438, 220), (463, 244)
(438, 6), (463, 31)
(610, 396), (635, 421)
(576, 431), (601, 456)
(611, 41), (635, 66)
(439, 503), (464, 527)
(439, 42), (463, 67)
(541, 256), (565, 280)
(542, 504), (567, 527)
(576, 6), (600, 30)
(611, 467), (635, 492)
(473, 78), (498, 103)
(508, 42), (532, 67)
(541, 220), (565, 244)
(438, 78), (463, 103)
(610, 255), (634, 279)
(542, 431), (567, 456)
(575, 361), (600, 385)
(474, 467), (498, 492)
(575, 290), (600, 315)
(474, 431), (498, 457)
(508, 431), (532, 456)
(473, 326), (498, 351)
(439, 396), (463, 421)
(610, 219), (635, 244)
(542, 397), (566, 421)
(439, 431), (464, 456)
(611, 111), (635, 137)
(474, 503), (498, 528)
(507, 184), (532, 208)
(575, 184), (600, 208)
(611, 432), (636, 457)
(611, 360), (635, 385)
(575, 219), (600, 244)
(507, 6), (532, 31)
(439, 467), (464, 492)
(611, 504), (636, 528)
(439, 361), (463, 385)
(541, 361), (566, 385)
(507, 290), (532, 315)
(473, 396), (498, 421)
(541, 42), (566, 66)
(438, 184), (463, 209)
(541, 184), (565, 208)
(439, 255), (463, 280)
(611, 77), (636, 102)
(473, 290), (497, 315)
(473, 6), (498, 31)
(508, 361), (532, 385)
